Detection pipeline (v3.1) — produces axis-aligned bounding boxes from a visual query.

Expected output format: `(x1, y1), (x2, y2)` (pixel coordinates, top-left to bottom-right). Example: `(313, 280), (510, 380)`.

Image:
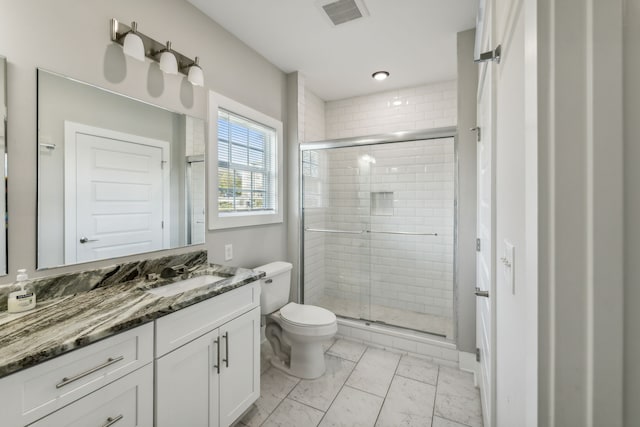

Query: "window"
(208, 91), (283, 229)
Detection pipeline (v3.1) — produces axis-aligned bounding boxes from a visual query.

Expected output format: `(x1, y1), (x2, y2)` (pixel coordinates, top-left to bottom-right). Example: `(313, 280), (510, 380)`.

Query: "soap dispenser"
(7, 269), (36, 313)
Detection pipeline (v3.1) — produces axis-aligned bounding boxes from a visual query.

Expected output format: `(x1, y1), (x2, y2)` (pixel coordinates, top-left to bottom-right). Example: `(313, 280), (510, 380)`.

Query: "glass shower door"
(302, 146), (371, 321)
(367, 139), (455, 338)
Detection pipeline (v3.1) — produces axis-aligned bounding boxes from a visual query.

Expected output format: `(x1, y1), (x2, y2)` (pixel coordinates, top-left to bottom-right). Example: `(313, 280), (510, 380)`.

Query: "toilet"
(256, 261), (337, 379)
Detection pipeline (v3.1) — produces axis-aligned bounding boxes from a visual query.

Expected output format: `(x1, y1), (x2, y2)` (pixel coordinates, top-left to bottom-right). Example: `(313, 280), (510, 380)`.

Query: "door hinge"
(474, 45), (502, 64)
(161, 220), (164, 229)
(470, 126), (481, 142)
(476, 238), (481, 252)
(161, 160), (167, 169)
(476, 347), (481, 362)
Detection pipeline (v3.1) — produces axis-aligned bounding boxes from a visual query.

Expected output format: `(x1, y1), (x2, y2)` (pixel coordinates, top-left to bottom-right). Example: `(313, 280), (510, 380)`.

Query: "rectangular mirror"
(37, 69), (205, 270)
(0, 56), (6, 276)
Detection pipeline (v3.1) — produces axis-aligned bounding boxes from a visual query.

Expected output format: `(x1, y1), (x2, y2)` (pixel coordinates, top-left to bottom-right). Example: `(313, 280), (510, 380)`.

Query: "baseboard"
(458, 351), (477, 372)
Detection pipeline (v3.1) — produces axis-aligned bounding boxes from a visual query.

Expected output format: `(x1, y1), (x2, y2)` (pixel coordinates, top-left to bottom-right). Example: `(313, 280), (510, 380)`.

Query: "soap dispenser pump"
(7, 269), (36, 313)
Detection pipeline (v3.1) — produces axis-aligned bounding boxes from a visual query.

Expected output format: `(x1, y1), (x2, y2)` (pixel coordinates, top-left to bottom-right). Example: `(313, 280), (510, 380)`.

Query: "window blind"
(217, 109), (277, 214)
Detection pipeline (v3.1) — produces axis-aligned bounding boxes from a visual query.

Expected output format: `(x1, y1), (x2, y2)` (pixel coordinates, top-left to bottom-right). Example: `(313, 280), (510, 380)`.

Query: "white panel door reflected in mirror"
(37, 69), (205, 270)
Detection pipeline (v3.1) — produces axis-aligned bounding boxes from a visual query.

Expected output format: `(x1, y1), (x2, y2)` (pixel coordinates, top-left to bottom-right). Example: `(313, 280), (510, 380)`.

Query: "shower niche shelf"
(371, 191), (394, 216)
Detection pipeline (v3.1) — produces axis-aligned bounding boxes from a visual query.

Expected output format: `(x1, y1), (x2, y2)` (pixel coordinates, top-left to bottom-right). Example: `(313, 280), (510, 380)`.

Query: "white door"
(494, 0), (528, 424)
(156, 330), (220, 427)
(476, 1), (496, 425)
(64, 122), (170, 264)
(219, 307), (260, 427)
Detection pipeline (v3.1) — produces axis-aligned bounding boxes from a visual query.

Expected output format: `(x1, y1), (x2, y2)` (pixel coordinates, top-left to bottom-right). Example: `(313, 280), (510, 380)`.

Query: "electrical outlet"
(224, 244), (233, 261)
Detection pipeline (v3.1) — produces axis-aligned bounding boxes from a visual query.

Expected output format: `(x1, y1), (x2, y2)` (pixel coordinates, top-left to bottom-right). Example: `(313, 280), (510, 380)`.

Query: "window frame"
(208, 91), (283, 230)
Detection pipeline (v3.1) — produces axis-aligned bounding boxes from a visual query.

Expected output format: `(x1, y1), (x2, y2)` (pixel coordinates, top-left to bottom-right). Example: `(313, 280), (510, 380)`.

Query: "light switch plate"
(224, 244), (233, 261)
(503, 240), (515, 294)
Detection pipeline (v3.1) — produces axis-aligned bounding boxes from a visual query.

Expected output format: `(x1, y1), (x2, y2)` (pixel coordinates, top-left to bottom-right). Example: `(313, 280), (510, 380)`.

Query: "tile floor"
(239, 338), (483, 427)
(315, 295), (454, 339)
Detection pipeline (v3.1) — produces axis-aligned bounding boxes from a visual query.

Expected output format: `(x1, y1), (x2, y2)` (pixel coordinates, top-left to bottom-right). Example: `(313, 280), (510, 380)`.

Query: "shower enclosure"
(301, 129), (457, 340)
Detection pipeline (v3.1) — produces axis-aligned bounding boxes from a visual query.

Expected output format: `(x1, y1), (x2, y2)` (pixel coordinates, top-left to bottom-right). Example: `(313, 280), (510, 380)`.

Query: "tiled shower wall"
(325, 81), (457, 139)
(302, 88), (326, 305)
(303, 80), (457, 325)
(322, 139), (455, 319)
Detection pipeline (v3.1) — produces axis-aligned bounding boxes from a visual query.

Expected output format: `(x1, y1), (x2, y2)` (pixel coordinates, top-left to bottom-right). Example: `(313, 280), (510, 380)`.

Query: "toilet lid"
(280, 303), (336, 327)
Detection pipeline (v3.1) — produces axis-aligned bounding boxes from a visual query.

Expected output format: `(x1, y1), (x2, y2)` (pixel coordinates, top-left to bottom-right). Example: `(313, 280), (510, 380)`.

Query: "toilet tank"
(255, 262), (293, 314)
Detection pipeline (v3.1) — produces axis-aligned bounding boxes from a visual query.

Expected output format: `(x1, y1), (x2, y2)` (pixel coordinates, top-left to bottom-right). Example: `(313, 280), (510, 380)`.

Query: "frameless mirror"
(37, 69), (205, 270)
(0, 57), (7, 276)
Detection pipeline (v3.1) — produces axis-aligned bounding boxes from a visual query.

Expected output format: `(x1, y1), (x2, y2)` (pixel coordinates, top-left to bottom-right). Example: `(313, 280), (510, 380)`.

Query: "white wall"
(536, 0), (624, 424)
(325, 81), (457, 139)
(0, 0), (287, 280)
(624, 0), (640, 424)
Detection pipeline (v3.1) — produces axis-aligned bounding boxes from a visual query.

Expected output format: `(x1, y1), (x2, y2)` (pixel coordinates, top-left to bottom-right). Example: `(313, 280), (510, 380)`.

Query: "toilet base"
(268, 340), (327, 379)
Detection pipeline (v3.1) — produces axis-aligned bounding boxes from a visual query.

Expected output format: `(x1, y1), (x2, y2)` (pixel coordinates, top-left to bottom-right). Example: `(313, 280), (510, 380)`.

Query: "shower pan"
(300, 128), (457, 340)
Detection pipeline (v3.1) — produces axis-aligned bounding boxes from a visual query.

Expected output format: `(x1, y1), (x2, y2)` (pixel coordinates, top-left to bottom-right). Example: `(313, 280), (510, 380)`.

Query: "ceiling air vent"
(317, 0), (369, 26)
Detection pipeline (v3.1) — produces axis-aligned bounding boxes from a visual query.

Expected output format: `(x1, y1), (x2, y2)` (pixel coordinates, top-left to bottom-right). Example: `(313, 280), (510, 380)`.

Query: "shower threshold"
(337, 315), (448, 338)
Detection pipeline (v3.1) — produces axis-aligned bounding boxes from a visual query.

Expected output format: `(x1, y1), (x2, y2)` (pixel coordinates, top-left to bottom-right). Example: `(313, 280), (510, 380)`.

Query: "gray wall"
(624, 0), (639, 423)
(456, 29), (477, 353)
(0, 0), (288, 281)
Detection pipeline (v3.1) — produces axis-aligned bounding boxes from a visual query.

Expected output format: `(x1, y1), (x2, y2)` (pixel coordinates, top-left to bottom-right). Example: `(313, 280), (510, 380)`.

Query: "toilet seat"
(273, 303), (338, 337)
(280, 302), (336, 327)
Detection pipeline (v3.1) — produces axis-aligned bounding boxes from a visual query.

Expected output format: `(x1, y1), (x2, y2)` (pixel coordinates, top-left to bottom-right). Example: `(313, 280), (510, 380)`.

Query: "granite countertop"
(0, 264), (264, 379)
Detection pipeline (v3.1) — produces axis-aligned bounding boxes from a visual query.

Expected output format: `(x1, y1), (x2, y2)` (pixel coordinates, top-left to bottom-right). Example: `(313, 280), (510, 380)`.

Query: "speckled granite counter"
(0, 263), (264, 379)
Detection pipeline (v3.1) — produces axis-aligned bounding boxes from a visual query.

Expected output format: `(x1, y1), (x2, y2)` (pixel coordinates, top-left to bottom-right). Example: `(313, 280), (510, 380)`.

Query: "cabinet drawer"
(155, 282), (259, 357)
(29, 363), (153, 427)
(0, 323), (153, 426)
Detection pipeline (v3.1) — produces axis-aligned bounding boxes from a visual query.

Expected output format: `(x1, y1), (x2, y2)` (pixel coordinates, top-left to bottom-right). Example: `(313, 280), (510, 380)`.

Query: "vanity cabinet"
(0, 323), (154, 427)
(155, 282), (261, 427)
(29, 363), (153, 427)
(0, 281), (260, 427)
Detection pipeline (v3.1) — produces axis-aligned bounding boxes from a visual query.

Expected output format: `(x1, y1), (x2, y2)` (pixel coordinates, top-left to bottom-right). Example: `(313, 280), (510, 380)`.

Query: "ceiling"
(187, 0), (477, 101)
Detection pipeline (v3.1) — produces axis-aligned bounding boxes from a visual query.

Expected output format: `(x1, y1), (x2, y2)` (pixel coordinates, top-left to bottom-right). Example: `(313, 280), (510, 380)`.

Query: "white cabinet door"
(219, 307), (260, 427)
(156, 331), (220, 427)
(29, 364), (153, 427)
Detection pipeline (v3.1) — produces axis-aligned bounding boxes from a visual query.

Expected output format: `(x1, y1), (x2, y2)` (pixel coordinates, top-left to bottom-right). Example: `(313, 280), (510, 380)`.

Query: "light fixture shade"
(159, 51), (178, 75)
(123, 22), (145, 61)
(188, 57), (204, 86)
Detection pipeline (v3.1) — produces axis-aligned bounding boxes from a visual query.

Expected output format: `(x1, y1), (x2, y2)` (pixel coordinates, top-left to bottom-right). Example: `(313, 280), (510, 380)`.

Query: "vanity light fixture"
(372, 71), (390, 81)
(110, 19), (204, 85)
(158, 42), (178, 75)
(122, 22), (145, 61)
(186, 57), (204, 87)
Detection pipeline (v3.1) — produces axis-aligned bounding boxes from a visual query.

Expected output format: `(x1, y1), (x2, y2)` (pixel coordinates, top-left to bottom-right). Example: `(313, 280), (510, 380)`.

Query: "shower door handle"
(475, 287), (489, 298)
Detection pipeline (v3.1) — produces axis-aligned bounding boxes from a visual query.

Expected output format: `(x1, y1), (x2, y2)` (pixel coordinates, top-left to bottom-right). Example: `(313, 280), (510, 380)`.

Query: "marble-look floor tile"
(319, 386), (384, 427)
(322, 337), (337, 352)
(240, 368), (300, 427)
(289, 355), (356, 411)
(396, 354), (439, 385)
(434, 367), (483, 427)
(375, 375), (436, 427)
(262, 398), (324, 427)
(346, 347), (401, 397)
(432, 416), (472, 427)
(327, 339), (367, 362)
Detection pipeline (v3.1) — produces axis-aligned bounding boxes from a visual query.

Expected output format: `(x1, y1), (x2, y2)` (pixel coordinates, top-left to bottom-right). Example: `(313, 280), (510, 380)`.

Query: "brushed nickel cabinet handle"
(213, 338), (220, 374)
(222, 332), (229, 368)
(56, 356), (124, 389)
(102, 415), (124, 427)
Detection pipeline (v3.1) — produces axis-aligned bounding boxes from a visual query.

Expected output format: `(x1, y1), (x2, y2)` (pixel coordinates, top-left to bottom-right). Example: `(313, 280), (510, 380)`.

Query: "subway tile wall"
(302, 80), (457, 328)
(322, 140), (455, 319)
(325, 80), (457, 139)
(304, 88), (326, 143)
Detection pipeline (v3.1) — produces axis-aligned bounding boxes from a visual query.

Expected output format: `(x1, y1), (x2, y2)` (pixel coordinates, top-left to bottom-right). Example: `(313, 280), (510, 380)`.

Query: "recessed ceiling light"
(372, 71), (389, 81)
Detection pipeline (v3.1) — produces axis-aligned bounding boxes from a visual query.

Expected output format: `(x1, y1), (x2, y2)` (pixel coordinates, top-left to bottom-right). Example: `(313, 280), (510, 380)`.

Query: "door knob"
(79, 236), (99, 244)
(475, 286), (489, 298)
